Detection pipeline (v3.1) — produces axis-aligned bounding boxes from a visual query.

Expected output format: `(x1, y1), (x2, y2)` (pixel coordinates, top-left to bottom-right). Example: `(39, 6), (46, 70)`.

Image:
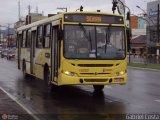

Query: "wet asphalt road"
(0, 58), (160, 120)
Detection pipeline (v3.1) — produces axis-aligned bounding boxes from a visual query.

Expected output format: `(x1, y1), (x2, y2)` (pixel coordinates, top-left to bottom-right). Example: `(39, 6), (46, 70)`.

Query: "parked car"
(0, 47), (3, 54)
(1, 49), (8, 58)
(7, 50), (15, 60)
(1, 49), (15, 60)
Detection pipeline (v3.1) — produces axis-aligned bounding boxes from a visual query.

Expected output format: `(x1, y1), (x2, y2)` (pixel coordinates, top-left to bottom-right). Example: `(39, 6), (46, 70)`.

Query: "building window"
(44, 24), (51, 48)
(37, 26), (43, 48)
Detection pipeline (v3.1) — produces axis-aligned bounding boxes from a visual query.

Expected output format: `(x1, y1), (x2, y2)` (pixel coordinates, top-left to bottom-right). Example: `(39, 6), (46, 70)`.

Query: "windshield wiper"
(105, 32), (108, 53)
(79, 23), (92, 51)
(105, 25), (111, 53)
(88, 31), (92, 50)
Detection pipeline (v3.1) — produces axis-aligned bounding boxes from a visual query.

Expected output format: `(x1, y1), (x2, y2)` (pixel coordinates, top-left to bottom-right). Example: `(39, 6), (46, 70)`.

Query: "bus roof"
(17, 13), (62, 31)
(17, 11), (124, 32)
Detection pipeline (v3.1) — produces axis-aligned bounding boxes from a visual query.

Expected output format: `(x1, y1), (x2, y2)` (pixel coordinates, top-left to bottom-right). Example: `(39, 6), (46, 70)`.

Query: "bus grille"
(80, 73), (110, 75)
(78, 64), (113, 67)
(84, 79), (108, 82)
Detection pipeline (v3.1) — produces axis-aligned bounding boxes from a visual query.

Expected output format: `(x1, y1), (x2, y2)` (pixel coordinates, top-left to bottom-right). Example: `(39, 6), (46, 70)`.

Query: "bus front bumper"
(58, 73), (127, 86)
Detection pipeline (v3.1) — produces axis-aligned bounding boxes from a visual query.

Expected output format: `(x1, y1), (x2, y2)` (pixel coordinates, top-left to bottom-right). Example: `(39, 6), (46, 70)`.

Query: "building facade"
(131, 16), (138, 29)
(130, 15), (147, 55)
(26, 13), (47, 25)
(147, 0), (160, 55)
(131, 35), (147, 55)
(138, 17), (146, 29)
(130, 15), (147, 29)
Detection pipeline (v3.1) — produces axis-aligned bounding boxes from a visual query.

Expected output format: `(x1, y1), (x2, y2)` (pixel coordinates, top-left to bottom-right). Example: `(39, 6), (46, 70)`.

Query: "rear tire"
(22, 60), (28, 79)
(44, 67), (51, 86)
(93, 85), (104, 91)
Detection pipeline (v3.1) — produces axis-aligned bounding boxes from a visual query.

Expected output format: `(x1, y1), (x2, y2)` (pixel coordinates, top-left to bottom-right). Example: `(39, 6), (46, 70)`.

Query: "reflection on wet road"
(0, 59), (160, 120)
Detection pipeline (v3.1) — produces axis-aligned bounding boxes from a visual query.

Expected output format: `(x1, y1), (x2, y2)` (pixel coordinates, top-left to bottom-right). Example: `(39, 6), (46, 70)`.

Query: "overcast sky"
(0, 0), (153, 27)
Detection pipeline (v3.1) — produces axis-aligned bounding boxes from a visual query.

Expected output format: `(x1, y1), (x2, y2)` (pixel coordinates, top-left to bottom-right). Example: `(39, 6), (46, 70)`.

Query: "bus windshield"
(64, 25), (125, 60)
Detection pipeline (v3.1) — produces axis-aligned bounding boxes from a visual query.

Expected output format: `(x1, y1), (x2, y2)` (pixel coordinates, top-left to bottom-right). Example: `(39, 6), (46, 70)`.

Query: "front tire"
(44, 66), (58, 91)
(93, 85), (104, 91)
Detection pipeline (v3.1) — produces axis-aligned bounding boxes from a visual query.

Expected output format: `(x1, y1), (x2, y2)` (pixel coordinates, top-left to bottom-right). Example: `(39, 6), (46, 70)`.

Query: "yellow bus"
(16, 11), (130, 91)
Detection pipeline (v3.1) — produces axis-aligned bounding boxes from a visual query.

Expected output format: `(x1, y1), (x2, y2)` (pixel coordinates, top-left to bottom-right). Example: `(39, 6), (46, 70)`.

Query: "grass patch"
(128, 63), (160, 70)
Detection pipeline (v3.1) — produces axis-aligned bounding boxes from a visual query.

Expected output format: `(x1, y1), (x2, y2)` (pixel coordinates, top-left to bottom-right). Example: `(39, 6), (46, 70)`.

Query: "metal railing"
(128, 54), (160, 64)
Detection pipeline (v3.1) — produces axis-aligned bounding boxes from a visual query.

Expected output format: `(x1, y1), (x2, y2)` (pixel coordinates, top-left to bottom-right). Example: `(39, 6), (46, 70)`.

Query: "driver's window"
(110, 30), (124, 50)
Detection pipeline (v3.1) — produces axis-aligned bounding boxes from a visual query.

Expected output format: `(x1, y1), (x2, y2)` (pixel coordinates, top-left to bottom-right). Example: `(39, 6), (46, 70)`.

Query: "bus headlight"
(115, 71), (125, 76)
(64, 71), (70, 75)
(119, 71), (125, 75)
(64, 71), (75, 76)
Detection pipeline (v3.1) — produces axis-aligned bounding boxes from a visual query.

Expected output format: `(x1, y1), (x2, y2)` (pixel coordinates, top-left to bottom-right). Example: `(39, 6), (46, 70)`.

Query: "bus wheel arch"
(22, 59), (27, 78)
(44, 63), (50, 85)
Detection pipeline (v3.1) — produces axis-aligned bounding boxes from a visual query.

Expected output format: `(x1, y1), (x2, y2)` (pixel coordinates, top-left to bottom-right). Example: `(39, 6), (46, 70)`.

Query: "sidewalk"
(128, 66), (160, 72)
(0, 88), (34, 120)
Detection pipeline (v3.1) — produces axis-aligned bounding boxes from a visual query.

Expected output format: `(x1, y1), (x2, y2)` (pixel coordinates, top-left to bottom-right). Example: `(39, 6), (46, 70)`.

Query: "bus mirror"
(58, 29), (64, 40)
(126, 28), (131, 52)
(126, 11), (130, 20)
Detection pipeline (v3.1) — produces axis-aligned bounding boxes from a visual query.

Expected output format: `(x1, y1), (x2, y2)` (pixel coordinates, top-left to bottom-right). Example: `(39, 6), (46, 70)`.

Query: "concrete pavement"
(0, 87), (35, 120)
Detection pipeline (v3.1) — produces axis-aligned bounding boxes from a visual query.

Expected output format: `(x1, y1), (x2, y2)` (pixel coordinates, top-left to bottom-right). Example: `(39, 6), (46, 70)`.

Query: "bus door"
(30, 30), (36, 74)
(51, 26), (59, 82)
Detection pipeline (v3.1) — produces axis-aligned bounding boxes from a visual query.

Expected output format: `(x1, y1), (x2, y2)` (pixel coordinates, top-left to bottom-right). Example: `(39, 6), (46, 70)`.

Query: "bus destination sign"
(86, 16), (102, 23)
(64, 14), (123, 24)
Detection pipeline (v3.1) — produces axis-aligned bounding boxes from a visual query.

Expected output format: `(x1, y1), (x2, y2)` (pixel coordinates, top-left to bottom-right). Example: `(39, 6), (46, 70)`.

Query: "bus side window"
(26, 29), (31, 48)
(22, 31), (27, 48)
(36, 26), (43, 48)
(44, 24), (51, 48)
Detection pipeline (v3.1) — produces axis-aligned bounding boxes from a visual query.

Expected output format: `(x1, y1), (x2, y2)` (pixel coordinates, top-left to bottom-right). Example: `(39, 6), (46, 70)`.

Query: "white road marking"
(0, 86), (40, 120)
(155, 99), (160, 103)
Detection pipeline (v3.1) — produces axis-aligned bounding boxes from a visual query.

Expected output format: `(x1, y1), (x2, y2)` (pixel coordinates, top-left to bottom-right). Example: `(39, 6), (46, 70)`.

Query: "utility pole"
(18, 0), (21, 21)
(36, 6), (38, 14)
(27, 5), (32, 24)
(0, 25), (1, 44)
(42, 11), (44, 16)
(157, 4), (160, 60)
(7, 24), (10, 48)
(28, 5), (31, 15)
(157, 4), (160, 43)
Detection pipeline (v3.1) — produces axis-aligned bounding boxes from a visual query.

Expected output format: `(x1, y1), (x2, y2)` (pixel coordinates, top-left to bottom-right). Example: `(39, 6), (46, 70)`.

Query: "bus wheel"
(44, 67), (58, 91)
(93, 85), (104, 91)
(44, 66), (51, 86)
(22, 61), (27, 78)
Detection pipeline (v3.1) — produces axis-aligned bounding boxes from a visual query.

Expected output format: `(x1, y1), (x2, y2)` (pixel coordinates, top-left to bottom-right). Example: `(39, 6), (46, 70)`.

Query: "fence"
(128, 54), (160, 64)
